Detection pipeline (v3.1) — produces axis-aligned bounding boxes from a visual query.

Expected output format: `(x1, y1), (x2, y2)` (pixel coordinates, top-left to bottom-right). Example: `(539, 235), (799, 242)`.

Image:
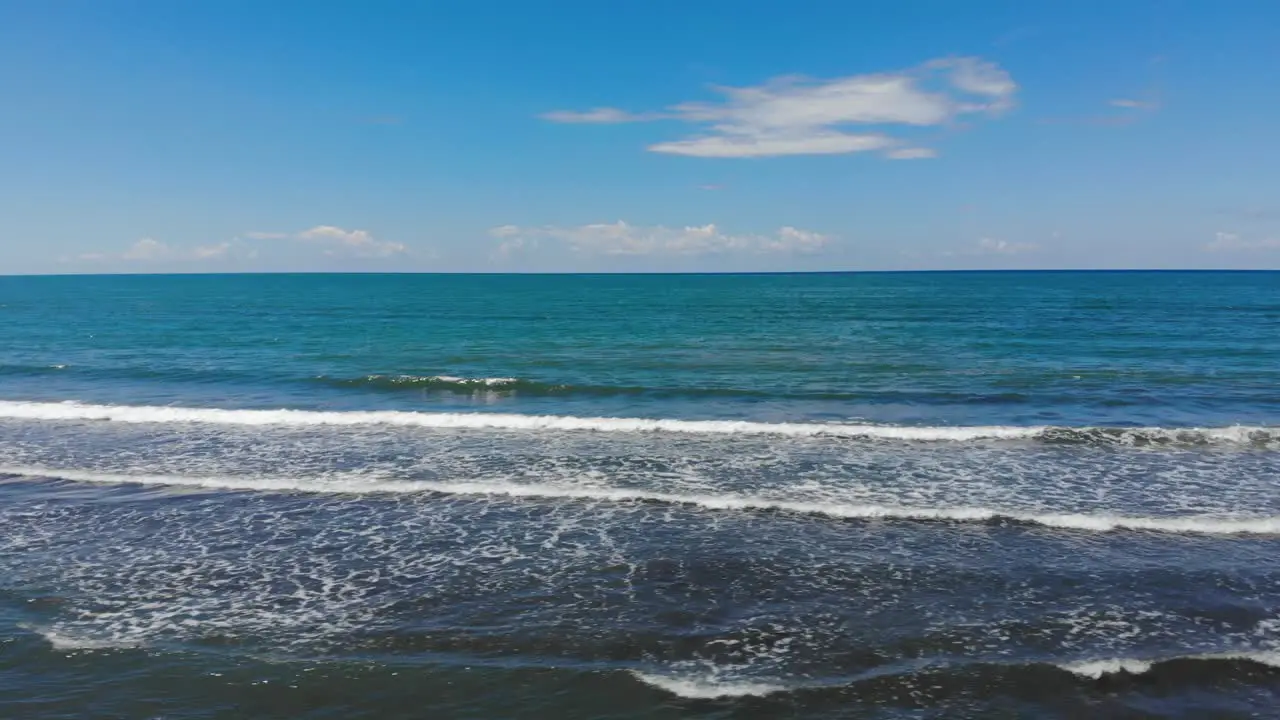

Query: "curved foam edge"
(4, 466), (1279, 536)
(0, 400), (1040, 440)
(1, 400), (1274, 445)
(630, 671), (787, 699)
(20, 624), (141, 652)
(1059, 651), (1280, 679)
(393, 375), (520, 387)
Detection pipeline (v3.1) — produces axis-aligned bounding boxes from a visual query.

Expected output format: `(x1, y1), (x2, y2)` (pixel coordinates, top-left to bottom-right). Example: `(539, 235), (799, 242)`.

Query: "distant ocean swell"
(11, 364), (1276, 409)
(314, 374), (1047, 404)
(4, 465), (1278, 535)
(0, 365), (1047, 404)
(0, 400), (1276, 446)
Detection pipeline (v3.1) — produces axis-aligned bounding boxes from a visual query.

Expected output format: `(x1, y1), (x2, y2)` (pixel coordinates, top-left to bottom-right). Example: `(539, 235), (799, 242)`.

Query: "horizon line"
(3, 268), (1279, 279)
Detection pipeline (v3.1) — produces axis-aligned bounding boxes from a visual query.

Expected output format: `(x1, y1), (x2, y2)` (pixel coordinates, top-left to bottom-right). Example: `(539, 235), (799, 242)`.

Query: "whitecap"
(1060, 650), (1280, 679)
(630, 671), (787, 699)
(21, 624), (141, 652)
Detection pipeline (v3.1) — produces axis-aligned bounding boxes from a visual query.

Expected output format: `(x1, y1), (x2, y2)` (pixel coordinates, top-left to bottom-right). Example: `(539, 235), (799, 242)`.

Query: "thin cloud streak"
(541, 56), (1017, 158)
(489, 221), (831, 258)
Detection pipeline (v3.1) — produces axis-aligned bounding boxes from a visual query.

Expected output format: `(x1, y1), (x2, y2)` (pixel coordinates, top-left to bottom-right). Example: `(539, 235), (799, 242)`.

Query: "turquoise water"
(3, 272), (1278, 426)
(1, 272), (1279, 718)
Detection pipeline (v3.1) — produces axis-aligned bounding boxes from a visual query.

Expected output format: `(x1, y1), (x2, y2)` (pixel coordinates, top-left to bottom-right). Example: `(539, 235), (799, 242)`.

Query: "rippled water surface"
(1, 271), (1278, 718)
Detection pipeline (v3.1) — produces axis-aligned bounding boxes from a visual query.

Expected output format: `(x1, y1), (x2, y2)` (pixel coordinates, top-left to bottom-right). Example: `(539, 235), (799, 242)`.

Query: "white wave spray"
(629, 671), (788, 699)
(1059, 650), (1280, 679)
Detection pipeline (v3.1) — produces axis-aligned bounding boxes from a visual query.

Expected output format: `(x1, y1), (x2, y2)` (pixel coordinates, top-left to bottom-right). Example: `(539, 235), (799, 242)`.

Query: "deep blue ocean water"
(1, 271), (1278, 718)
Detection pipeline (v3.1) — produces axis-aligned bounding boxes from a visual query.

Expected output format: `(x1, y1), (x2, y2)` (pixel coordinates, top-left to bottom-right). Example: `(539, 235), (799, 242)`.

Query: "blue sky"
(2, 0), (1278, 273)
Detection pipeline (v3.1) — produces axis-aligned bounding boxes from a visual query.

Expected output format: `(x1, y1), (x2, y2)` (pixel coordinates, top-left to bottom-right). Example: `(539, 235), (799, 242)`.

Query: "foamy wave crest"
(1058, 658), (1153, 678)
(333, 374), (522, 390)
(0, 400), (1039, 440)
(21, 624), (141, 652)
(0, 466), (440, 496)
(1041, 425), (1280, 446)
(630, 671), (787, 699)
(5, 466), (1279, 536)
(1060, 651), (1280, 679)
(3, 400), (1274, 445)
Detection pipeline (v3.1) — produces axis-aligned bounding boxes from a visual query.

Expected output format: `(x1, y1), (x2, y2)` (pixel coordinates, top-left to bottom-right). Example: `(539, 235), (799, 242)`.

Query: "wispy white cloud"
(650, 131), (896, 159)
(541, 56), (1016, 158)
(538, 107), (661, 124)
(1205, 231), (1280, 252)
(64, 225), (409, 266)
(885, 147), (938, 160)
(489, 221), (830, 258)
(487, 225), (532, 260)
(70, 238), (242, 264)
(243, 225), (407, 258)
(977, 237), (1038, 255)
(939, 237), (1039, 258)
(1039, 64), (1162, 127)
(1109, 98), (1157, 109)
(1109, 57), (1164, 115)
(191, 242), (233, 260)
(121, 238), (170, 261)
(490, 236), (536, 260)
(298, 225), (406, 257)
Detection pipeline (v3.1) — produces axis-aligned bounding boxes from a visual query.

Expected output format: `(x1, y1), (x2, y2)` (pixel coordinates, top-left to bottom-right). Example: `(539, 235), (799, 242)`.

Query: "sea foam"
(1, 400), (1274, 445)
(630, 671), (788, 699)
(1059, 651), (1280, 679)
(4, 466), (1278, 536)
(0, 400), (1033, 439)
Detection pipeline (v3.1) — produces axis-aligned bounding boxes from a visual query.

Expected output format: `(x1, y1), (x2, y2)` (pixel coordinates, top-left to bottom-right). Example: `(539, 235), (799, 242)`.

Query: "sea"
(1, 271), (1278, 719)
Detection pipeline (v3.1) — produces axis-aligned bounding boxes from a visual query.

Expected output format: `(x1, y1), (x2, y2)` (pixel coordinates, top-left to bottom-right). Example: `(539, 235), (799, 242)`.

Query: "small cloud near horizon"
(1205, 231), (1280, 252)
(939, 237), (1040, 258)
(488, 221), (831, 259)
(63, 226), (409, 266)
(66, 237), (237, 264)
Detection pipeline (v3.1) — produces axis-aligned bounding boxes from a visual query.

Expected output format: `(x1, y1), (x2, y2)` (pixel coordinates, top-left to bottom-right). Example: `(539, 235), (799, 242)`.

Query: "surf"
(5, 465), (1279, 536)
(1, 400), (1275, 445)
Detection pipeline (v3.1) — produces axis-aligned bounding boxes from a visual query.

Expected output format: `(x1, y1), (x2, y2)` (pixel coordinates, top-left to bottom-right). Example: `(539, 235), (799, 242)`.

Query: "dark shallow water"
(1, 272), (1278, 718)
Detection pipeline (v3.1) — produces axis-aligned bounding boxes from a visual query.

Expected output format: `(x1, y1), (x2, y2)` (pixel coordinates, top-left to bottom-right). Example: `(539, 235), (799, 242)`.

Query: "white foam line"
(0, 466), (440, 495)
(379, 375), (519, 386)
(1060, 650), (1280, 679)
(21, 624), (142, 652)
(630, 671), (788, 699)
(0, 400), (1039, 440)
(5, 466), (1279, 536)
(428, 375), (518, 385)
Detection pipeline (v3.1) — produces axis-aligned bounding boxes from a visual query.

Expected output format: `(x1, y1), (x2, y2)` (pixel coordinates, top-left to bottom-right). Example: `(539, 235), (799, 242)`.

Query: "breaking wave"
(324, 374), (523, 391)
(20, 624), (142, 652)
(0, 400), (1276, 445)
(629, 671), (788, 699)
(1059, 651), (1280, 679)
(5, 466), (1279, 535)
(0, 363), (69, 376)
(315, 374), (1050, 404)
